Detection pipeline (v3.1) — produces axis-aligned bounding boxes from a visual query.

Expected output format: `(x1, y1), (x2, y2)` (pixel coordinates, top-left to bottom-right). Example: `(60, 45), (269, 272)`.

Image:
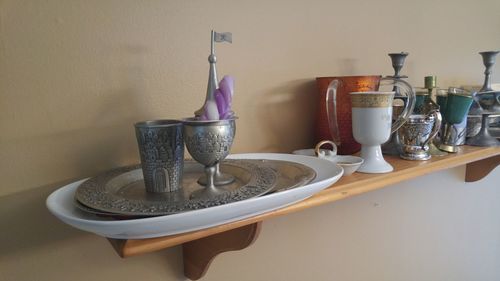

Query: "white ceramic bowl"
(292, 149), (364, 176)
(328, 155), (364, 176)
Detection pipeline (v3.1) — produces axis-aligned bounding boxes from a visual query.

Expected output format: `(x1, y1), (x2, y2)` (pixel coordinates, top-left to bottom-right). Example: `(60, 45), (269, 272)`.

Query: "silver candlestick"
(467, 111), (499, 146)
(388, 52), (409, 79)
(479, 51), (499, 92)
(382, 52), (409, 155)
(467, 51), (500, 147)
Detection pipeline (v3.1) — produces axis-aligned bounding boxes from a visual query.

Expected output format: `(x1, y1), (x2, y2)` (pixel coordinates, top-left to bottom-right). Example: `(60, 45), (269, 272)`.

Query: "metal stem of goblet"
(467, 114), (500, 146)
(194, 165), (229, 198)
(197, 163), (235, 186)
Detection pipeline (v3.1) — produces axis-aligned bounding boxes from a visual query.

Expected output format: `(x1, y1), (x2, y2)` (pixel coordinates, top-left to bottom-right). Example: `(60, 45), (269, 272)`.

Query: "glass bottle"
(413, 76), (440, 114)
(415, 76), (447, 155)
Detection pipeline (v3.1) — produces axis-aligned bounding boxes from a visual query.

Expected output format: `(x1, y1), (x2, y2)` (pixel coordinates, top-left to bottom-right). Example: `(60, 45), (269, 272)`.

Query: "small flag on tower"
(214, 32), (232, 43)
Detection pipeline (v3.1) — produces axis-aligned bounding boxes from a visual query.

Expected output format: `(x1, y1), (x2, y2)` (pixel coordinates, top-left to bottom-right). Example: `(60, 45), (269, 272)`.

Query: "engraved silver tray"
(73, 199), (143, 220)
(75, 159), (315, 217)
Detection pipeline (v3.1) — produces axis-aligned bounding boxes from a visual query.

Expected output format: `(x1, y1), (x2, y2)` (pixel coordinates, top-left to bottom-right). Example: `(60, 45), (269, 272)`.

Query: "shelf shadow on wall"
(0, 181), (185, 279)
(0, 180), (84, 256)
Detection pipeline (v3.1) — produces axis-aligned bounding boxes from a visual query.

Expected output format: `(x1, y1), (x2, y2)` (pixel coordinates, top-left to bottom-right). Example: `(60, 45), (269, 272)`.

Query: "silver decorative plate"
(256, 159), (317, 193)
(73, 199), (145, 220)
(75, 159), (315, 217)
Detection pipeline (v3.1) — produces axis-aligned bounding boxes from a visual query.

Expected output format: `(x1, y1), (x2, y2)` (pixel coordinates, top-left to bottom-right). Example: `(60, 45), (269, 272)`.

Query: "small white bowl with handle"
(293, 140), (364, 176)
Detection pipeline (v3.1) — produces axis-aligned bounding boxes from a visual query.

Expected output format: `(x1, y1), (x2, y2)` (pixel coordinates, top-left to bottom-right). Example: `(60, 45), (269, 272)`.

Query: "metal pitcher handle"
(422, 110), (442, 149)
(326, 80), (341, 145)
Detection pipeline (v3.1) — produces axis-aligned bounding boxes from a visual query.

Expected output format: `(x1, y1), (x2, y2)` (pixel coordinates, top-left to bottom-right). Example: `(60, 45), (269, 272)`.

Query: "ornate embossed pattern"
(399, 122), (433, 147)
(185, 131), (234, 165)
(135, 123), (184, 193)
(184, 120), (235, 166)
(398, 120), (434, 160)
(74, 160), (278, 216)
(351, 93), (393, 108)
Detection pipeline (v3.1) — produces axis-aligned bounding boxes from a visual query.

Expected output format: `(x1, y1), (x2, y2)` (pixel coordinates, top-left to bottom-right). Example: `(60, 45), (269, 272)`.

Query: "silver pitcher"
(396, 111), (441, 161)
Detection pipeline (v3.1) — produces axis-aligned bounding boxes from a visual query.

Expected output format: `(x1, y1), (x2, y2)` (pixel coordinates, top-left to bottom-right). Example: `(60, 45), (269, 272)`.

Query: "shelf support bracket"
(182, 222), (262, 280)
(465, 154), (500, 182)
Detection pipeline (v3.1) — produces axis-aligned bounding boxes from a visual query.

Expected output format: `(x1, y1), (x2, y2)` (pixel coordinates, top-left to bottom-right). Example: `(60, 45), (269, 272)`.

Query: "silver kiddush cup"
(134, 120), (184, 193)
(183, 118), (236, 199)
(396, 111), (442, 161)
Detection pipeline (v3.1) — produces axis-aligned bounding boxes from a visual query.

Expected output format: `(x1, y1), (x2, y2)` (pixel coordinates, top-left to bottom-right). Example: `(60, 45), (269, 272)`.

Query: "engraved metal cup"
(134, 120), (184, 193)
(183, 118), (236, 199)
(396, 112), (441, 161)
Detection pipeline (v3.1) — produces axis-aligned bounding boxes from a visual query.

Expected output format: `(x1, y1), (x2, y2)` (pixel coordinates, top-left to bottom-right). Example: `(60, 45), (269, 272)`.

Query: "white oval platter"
(46, 153), (343, 239)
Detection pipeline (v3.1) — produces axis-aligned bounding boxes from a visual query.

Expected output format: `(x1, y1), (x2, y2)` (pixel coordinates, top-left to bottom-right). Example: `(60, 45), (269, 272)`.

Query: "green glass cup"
(444, 93), (473, 124)
(436, 88), (448, 118)
(438, 91), (473, 153)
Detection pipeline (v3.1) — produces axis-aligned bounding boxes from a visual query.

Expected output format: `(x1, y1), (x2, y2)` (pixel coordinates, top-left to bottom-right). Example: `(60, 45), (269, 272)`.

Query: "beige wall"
(1, 1), (499, 280)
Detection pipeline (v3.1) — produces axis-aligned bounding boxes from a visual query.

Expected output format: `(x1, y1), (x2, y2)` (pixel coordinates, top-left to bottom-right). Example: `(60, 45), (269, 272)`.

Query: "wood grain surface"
(109, 146), (500, 258)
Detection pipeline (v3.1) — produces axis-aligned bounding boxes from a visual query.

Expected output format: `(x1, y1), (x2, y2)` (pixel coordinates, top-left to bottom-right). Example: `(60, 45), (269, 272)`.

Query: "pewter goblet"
(183, 118), (236, 199)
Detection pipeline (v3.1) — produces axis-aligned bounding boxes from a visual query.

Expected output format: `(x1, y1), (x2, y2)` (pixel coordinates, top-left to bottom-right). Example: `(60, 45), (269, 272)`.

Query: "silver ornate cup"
(134, 120), (184, 193)
(396, 112), (441, 161)
(183, 118), (236, 199)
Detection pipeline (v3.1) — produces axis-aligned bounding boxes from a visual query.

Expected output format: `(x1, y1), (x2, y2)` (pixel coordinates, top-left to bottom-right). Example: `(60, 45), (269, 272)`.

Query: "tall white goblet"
(350, 78), (414, 173)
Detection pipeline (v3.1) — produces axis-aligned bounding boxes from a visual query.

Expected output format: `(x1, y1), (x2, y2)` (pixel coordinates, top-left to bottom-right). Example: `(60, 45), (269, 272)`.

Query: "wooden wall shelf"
(108, 146), (500, 280)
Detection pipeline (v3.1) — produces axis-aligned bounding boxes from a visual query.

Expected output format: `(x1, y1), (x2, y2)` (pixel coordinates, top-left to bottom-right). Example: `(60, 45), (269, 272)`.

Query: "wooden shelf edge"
(108, 146), (500, 258)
